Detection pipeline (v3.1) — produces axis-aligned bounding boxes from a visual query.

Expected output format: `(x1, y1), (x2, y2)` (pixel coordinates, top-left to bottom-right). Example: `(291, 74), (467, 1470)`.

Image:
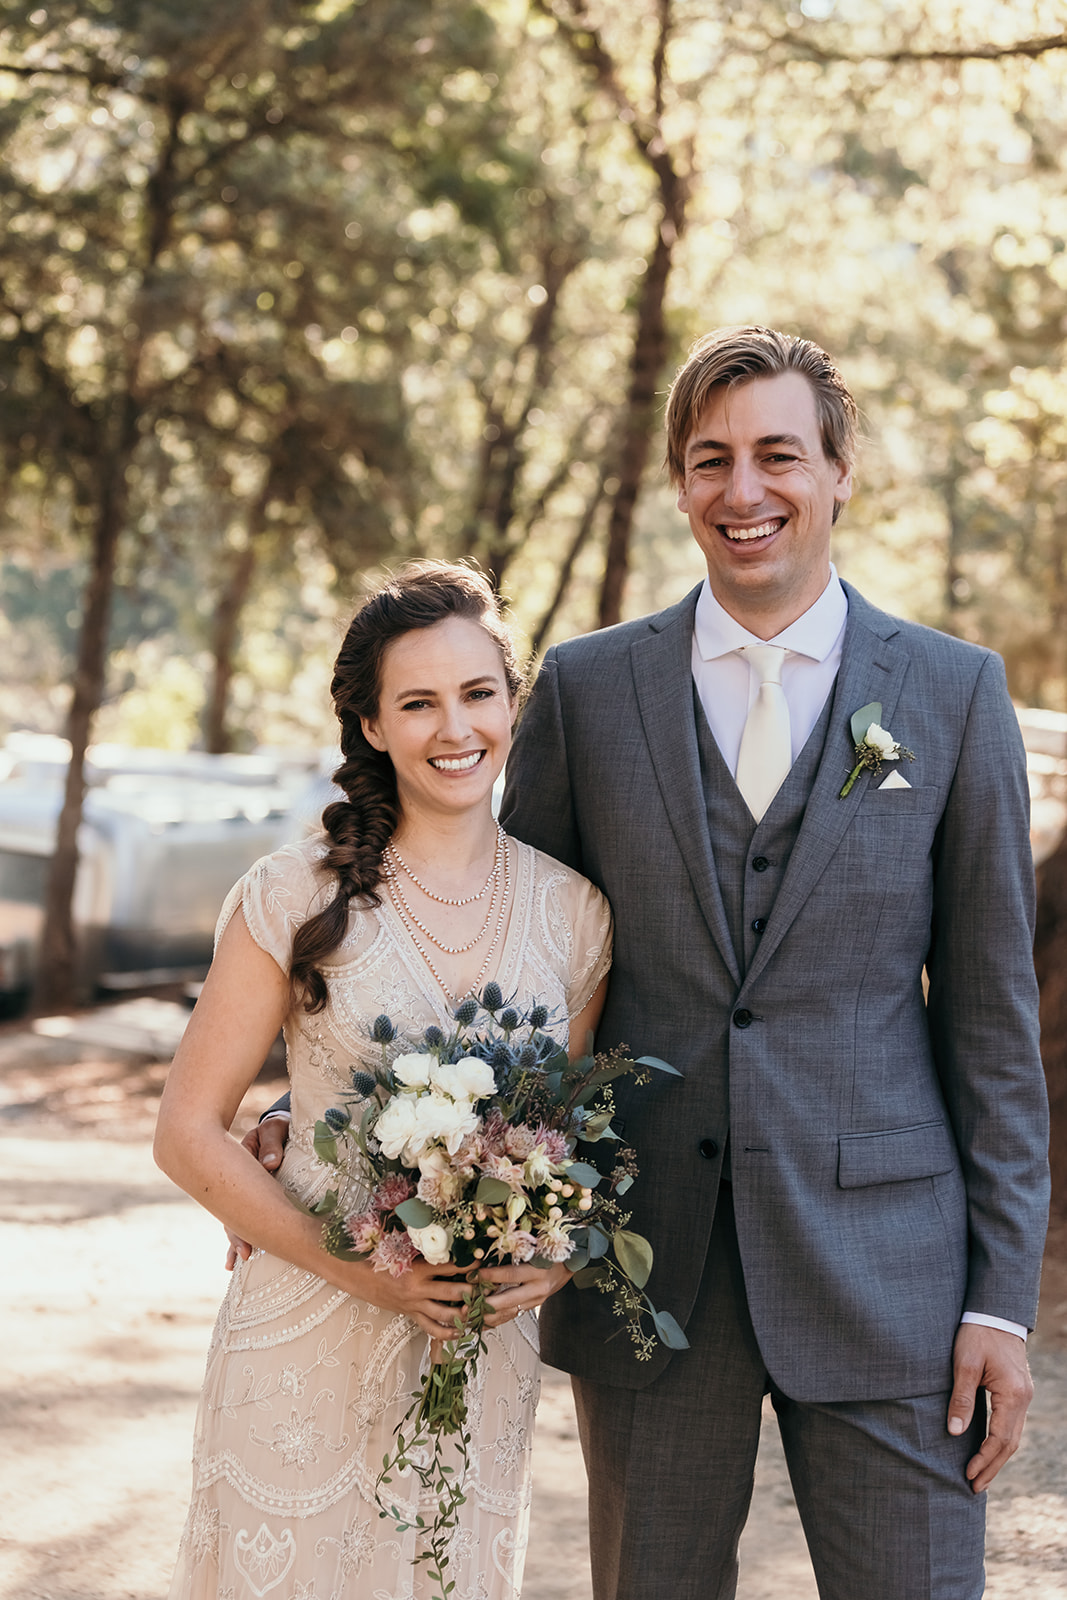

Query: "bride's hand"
(477, 1262), (572, 1327)
(330, 1256), (475, 1343)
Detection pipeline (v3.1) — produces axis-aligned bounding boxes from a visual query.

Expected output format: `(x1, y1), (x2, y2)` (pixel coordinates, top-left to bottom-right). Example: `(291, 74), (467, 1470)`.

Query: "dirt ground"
(1, 1009), (1065, 1600)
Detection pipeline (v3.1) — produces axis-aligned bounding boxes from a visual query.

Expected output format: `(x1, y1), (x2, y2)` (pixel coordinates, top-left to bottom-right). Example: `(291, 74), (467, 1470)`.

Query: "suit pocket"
(837, 1120), (958, 1188)
(856, 784), (939, 815)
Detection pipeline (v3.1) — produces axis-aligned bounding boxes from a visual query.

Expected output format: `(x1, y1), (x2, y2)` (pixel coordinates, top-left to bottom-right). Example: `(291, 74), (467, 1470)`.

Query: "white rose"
(417, 1145), (452, 1178)
(864, 723), (899, 759)
(446, 1056), (497, 1101)
(392, 1052), (435, 1089)
(406, 1221), (453, 1265)
(414, 1093), (479, 1154)
(374, 1093), (421, 1161)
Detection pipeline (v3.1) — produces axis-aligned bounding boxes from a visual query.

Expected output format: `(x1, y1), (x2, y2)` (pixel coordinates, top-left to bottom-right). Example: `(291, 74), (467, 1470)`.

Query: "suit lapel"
(741, 586), (909, 993)
(630, 588), (741, 985)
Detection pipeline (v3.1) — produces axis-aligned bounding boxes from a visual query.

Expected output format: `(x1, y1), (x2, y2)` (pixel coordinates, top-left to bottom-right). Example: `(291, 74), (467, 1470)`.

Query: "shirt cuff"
(960, 1311), (1028, 1341)
(259, 1109), (292, 1125)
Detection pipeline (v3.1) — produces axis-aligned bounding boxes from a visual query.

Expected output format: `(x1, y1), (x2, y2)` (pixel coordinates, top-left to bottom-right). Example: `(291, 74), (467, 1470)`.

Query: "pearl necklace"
(387, 866), (496, 954)
(386, 834), (512, 1005)
(386, 824), (504, 906)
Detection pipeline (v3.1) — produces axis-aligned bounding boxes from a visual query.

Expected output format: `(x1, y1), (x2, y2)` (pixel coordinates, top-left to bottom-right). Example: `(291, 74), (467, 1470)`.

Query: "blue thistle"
(499, 1008), (520, 1031)
(528, 1004), (549, 1030)
(491, 1041), (514, 1068)
(518, 1043), (539, 1067)
(423, 1025), (444, 1048)
(481, 981), (503, 1012)
(454, 997), (479, 1026)
(371, 1014), (397, 1043)
(349, 1070), (377, 1098)
(324, 1106), (351, 1131)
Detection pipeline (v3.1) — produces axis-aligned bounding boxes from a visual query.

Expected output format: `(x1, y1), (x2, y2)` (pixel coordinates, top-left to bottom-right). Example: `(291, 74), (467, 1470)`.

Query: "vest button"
(733, 1008), (754, 1029)
(752, 855), (770, 872)
(751, 917), (767, 934)
(698, 1138), (719, 1160)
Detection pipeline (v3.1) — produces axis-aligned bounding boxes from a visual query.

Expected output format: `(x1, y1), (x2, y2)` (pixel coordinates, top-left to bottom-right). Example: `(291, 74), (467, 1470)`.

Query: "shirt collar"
(693, 567), (848, 663)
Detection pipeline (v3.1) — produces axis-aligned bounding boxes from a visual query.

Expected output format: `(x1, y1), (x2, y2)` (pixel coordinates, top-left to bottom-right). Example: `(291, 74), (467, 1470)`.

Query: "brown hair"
(664, 326), (859, 496)
(290, 561), (524, 1012)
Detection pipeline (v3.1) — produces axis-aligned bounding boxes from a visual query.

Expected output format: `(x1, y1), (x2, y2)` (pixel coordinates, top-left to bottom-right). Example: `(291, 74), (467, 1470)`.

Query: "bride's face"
(360, 616), (517, 822)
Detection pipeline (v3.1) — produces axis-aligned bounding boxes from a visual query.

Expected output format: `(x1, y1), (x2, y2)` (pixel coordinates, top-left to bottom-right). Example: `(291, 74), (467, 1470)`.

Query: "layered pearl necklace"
(382, 825), (511, 1003)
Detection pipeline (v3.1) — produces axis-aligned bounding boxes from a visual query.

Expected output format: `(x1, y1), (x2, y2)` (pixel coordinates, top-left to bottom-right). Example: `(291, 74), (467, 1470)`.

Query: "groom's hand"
(948, 1323), (1033, 1492)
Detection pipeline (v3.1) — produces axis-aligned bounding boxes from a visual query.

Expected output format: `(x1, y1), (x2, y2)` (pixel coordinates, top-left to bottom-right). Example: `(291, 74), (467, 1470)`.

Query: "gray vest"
(693, 683), (836, 979)
(693, 684), (836, 1175)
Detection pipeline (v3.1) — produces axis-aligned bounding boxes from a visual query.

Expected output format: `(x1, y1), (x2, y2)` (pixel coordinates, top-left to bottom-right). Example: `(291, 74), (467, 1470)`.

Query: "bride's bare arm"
(154, 911), (471, 1340)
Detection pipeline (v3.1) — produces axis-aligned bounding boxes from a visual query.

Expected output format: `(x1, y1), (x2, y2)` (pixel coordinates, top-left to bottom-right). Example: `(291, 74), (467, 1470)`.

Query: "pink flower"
(345, 1211), (383, 1253)
(478, 1110), (509, 1159)
(539, 1127), (570, 1164)
(493, 1223), (537, 1263)
(371, 1230), (419, 1277)
(373, 1174), (415, 1214)
(535, 1225), (576, 1264)
(504, 1123), (538, 1160)
(481, 1153), (527, 1192)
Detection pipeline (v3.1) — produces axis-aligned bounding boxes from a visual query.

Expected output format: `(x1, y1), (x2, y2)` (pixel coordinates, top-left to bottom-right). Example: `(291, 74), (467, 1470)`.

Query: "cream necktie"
(735, 645), (792, 822)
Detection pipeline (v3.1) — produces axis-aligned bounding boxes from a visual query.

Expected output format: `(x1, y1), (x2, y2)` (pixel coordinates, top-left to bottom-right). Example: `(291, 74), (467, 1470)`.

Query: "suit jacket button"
(733, 1008), (753, 1028)
(752, 855), (770, 872)
(698, 1138), (719, 1160)
(751, 917), (767, 934)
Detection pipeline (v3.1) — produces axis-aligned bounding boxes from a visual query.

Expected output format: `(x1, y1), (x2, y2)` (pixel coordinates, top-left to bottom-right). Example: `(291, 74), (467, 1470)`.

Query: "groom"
(497, 326), (1048, 1599)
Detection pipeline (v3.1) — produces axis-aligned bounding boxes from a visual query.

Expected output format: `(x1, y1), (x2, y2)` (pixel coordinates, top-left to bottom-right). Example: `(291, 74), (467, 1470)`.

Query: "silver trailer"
(0, 736), (322, 1007)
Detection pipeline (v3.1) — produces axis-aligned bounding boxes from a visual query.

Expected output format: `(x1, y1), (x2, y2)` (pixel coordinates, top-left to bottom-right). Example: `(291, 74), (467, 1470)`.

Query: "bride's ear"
(361, 715), (387, 752)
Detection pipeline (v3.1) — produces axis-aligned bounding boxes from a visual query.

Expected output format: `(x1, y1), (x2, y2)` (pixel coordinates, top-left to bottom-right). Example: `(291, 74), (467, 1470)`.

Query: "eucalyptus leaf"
(613, 1228), (654, 1288)
(652, 1309), (690, 1350)
(475, 1176), (512, 1205)
(311, 1189), (339, 1215)
(635, 1054), (682, 1076)
(587, 1225), (611, 1260)
(313, 1121), (340, 1166)
(565, 1245), (590, 1272)
(583, 1110), (617, 1140)
(565, 1160), (602, 1188)
(614, 1174), (634, 1195)
(570, 1264), (607, 1289)
(850, 701), (882, 746)
(395, 1197), (434, 1228)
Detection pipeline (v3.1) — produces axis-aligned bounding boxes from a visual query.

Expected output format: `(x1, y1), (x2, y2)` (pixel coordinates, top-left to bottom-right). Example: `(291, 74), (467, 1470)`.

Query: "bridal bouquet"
(310, 982), (684, 1595)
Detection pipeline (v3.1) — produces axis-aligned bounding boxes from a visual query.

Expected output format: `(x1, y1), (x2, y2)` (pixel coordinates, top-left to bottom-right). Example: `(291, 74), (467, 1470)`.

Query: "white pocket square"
(878, 769), (912, 790)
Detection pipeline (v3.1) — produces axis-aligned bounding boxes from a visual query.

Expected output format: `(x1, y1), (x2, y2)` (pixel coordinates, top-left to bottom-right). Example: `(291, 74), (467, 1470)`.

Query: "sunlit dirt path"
(1, 1016), (1065, 1599)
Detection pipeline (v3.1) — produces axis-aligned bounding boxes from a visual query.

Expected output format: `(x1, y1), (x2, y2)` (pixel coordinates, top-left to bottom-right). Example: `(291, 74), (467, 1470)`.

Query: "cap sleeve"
(562, 875), (613, 1019)
(214, 838), (335, 976)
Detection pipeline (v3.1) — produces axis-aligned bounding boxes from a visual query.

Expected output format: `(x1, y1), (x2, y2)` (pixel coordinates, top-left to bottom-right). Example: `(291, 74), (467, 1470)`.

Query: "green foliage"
(3, 0), (1067, 747)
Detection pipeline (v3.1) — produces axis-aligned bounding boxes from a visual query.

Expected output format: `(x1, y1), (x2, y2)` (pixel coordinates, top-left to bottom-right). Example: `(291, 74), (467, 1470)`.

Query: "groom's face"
(676, 370), (852, 636)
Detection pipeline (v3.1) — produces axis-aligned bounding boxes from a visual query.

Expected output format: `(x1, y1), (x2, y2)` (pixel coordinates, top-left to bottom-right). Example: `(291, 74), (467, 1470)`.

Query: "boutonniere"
(839, 701), (915, 798)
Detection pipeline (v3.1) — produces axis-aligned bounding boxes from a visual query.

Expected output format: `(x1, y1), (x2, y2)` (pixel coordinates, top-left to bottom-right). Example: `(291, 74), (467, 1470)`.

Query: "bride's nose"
(437, 698), (473, 742)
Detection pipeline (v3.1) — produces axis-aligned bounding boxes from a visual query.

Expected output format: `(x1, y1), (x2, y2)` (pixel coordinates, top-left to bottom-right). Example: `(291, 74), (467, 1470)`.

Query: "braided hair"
(290, 561), (525, 1012)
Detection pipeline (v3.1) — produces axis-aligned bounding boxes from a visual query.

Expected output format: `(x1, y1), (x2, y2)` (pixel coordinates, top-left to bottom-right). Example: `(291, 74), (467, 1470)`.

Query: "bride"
(154, 561), (611, 1600)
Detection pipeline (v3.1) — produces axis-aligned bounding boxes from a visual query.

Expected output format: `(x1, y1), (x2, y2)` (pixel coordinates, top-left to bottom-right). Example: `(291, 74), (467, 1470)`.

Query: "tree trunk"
(597, 220), (676, 629)
(529, 471), (606, 658)
(203, 540), (258, 754)
(1035, 827), (1067, 1215)
(32, 429), (132, 1011)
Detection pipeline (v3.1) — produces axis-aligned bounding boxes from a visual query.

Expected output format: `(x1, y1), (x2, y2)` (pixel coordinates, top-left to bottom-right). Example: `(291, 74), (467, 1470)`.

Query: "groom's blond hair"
(664, 325), (858, 490)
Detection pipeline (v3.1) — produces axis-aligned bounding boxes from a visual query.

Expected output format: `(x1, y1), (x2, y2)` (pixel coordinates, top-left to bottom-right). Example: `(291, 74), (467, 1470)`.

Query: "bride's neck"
(389, 808), (501, 880)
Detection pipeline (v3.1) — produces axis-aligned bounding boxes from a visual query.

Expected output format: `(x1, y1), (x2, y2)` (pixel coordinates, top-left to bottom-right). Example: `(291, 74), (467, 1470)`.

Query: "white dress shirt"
(689, 567), (1026, 1344)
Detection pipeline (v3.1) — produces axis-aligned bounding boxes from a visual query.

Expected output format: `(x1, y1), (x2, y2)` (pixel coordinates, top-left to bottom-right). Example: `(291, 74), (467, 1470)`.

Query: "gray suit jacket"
(501, 583), (1049, 1401)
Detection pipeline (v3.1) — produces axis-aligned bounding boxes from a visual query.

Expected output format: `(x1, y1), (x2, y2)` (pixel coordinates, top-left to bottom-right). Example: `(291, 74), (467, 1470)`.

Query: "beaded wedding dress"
(167, 832), (612, 1600)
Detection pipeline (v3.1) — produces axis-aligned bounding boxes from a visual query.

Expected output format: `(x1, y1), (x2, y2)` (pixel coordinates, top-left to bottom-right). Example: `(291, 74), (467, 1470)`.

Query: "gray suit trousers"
(571, 1186), (988, 1600)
